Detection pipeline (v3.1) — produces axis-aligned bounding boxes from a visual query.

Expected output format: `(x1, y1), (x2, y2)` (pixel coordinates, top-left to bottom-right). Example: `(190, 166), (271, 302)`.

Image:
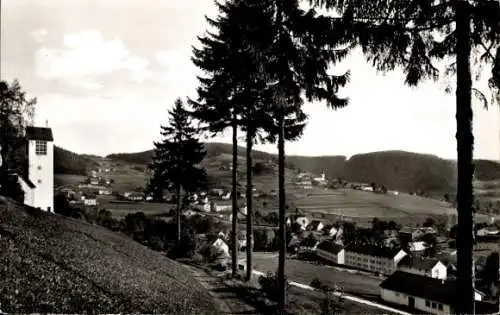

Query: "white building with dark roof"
(380, 271), (496, 315)
(17, 126), (54, 212)
(397, 256), (447, 280)
(315, 241), (345, 265)
(344, 244), (407, 275)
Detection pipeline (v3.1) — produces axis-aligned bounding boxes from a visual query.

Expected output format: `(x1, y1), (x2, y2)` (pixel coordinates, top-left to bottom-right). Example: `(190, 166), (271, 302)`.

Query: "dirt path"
(184, 264), (260, 315)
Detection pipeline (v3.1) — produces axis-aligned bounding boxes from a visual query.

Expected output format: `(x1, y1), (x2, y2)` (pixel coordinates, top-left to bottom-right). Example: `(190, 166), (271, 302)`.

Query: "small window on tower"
(35, 141), (47, 155)
(37, 179), (42, 184)
(37, 165), (42, 170)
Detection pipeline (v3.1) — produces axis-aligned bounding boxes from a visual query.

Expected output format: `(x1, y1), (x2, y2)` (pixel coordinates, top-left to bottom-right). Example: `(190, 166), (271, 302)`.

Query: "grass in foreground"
(0, 198), (220, 314)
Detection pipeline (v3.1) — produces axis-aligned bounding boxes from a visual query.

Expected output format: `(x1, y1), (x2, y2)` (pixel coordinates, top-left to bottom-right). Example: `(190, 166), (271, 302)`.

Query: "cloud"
(155, 49), (200, 97)
(30, 28), (48, 43)
(34, 30), (151, 89)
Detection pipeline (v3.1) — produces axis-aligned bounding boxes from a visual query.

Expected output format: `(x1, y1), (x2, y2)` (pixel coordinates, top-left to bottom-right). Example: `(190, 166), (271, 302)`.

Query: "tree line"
(145, 0), (500, 313)
(1, 0), (499, 312)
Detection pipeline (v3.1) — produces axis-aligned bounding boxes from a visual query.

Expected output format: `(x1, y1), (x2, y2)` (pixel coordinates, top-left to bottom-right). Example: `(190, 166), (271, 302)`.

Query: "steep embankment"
(0, 198), (220, 314)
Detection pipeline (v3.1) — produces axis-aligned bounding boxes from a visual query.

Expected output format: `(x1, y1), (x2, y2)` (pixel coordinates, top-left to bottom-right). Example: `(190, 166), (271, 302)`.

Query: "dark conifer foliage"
(306, 1), (499, 313)
(148, 98), (207, 244)
(189, 0), (309, 280)
(0, 80), (36, 203)
(191, 0), (351, 309)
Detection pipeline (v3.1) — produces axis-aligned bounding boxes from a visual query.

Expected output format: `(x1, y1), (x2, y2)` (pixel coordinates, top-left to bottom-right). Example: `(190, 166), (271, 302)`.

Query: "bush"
(191, 253), (204, 264)
(310, 278), (322, 289)
(258, 272), (289, 302)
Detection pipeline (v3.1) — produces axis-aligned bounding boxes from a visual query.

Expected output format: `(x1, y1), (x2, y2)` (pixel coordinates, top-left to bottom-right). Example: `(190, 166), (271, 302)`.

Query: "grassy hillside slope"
(0, 198), (220, 314)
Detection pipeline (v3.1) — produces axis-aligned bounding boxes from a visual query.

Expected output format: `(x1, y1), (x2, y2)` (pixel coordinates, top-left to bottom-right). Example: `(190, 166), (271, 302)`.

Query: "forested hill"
(54, 146), (100, 176)
(54, 142), (500, 196)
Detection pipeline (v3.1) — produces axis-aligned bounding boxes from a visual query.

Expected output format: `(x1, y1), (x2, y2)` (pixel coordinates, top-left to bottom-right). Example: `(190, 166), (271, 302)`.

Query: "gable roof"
(316, 240), (344, 254)
(309, 220), (322, 228)
(25, 127), (54, 141)
(380, 271), (456, 305)
(398, 255), (441, 271)
(345, 243), (403, 259)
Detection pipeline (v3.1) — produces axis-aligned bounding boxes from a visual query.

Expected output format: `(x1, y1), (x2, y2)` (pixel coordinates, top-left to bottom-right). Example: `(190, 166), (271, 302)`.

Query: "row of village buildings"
(288, 218), (498, 315)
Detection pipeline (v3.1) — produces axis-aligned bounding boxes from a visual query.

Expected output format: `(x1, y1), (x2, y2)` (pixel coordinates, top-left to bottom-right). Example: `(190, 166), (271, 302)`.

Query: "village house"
(315, 241), (345, 265)
(307, 220), (324, 232)
(380, 271), (493, 315)
(323, 224), (338, 237)
(98, 188), (112, 195)
(399, 227), (425, 244)
(126, 192), (144, 201)
(286, 215), (310, 231)
(476, 226), (500, 237)
(409, 240), (428, 253)
(397, 256), (447, 280)
(82, 194), (98, 206)
(380, 271), (454, 314)
(15, 126), (55, 212)
(344, 244), (407, 275)
(298, 234), (320, 252)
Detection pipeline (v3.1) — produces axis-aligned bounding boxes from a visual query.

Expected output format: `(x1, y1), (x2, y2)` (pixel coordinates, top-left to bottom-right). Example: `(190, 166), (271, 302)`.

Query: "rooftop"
(398, 255), (441, 271)
(25, 126), (54, 142)
(345, 243), (403, 259)
(316, 240), (344, 254)
(380, 271), (456, 305)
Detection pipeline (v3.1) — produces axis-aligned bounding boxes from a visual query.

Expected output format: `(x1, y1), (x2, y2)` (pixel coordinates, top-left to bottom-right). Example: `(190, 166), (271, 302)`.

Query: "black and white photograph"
(0, 0), (499, 314)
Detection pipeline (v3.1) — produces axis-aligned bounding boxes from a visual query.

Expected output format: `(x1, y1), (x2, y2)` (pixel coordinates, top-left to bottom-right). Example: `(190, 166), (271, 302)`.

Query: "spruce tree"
(307, 1), (500, 312)
(149, 98), (207, 244)
(190, 0), (308, 279)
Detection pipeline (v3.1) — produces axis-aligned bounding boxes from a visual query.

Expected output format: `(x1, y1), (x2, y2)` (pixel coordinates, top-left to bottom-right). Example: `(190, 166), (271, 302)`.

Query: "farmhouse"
(344, 244), (407, 275)
(83, 194), (98, 206)
(399, 227), (425, 243)
(409, 240), (428, 252)
(286, 215), (310, 230)
(16, 126), (54, 212)
(397, 256), (447, 280)
(380, 271), (492, 315)
(315, 241), (345, 265)
(127, 192), (144, 201)
(307, 220), (324, 232)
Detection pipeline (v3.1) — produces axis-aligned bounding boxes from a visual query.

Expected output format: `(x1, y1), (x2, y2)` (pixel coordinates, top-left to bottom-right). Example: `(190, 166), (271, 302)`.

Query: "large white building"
(380, 271), (494, 315)
(397, 256), (448, 280)
(17, 126), (54, 212)
(344, 244), (407, 275)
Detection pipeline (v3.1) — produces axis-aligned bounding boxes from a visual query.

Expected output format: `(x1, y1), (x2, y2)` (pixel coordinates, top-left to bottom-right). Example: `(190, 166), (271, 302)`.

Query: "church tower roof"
(25, 127), (53, 141)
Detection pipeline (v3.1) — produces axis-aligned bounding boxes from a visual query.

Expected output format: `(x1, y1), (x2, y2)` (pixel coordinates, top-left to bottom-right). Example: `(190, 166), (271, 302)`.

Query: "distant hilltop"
(54, 142), (500, 198)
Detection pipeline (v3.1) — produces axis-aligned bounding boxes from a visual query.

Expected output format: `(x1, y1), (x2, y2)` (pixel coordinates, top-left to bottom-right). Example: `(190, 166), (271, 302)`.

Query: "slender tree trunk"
(277, 107), (286, 313)
(176, 184), (181, 244)
(231, 117), (238, 277)
(455, 2), (475, 314)
(246, 126), (253, 281)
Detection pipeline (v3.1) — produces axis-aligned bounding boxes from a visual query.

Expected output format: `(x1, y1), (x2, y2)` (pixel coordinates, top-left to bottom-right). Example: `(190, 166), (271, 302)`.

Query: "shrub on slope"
(0, 199), (219, 314)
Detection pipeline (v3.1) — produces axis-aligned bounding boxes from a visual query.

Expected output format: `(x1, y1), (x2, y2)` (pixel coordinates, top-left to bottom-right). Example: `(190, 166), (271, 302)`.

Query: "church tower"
(25, 126), (54, 212)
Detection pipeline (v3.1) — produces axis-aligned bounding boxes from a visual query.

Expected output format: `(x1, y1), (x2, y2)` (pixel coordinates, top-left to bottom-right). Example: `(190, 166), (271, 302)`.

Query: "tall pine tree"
(148, 98), (207, 244)
(307, 1), (500, 312)
(190, 0), (307, 279)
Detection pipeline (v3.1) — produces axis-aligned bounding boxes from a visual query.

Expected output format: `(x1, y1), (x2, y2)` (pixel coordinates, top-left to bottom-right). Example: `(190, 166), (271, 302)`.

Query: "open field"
(54, 174), (87, 188)
(0, 199), (220, 314)
(250, 253), (382, 300)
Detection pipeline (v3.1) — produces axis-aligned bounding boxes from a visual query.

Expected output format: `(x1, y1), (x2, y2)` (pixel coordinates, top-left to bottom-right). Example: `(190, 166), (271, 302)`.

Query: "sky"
(1, 0), (499, 160)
